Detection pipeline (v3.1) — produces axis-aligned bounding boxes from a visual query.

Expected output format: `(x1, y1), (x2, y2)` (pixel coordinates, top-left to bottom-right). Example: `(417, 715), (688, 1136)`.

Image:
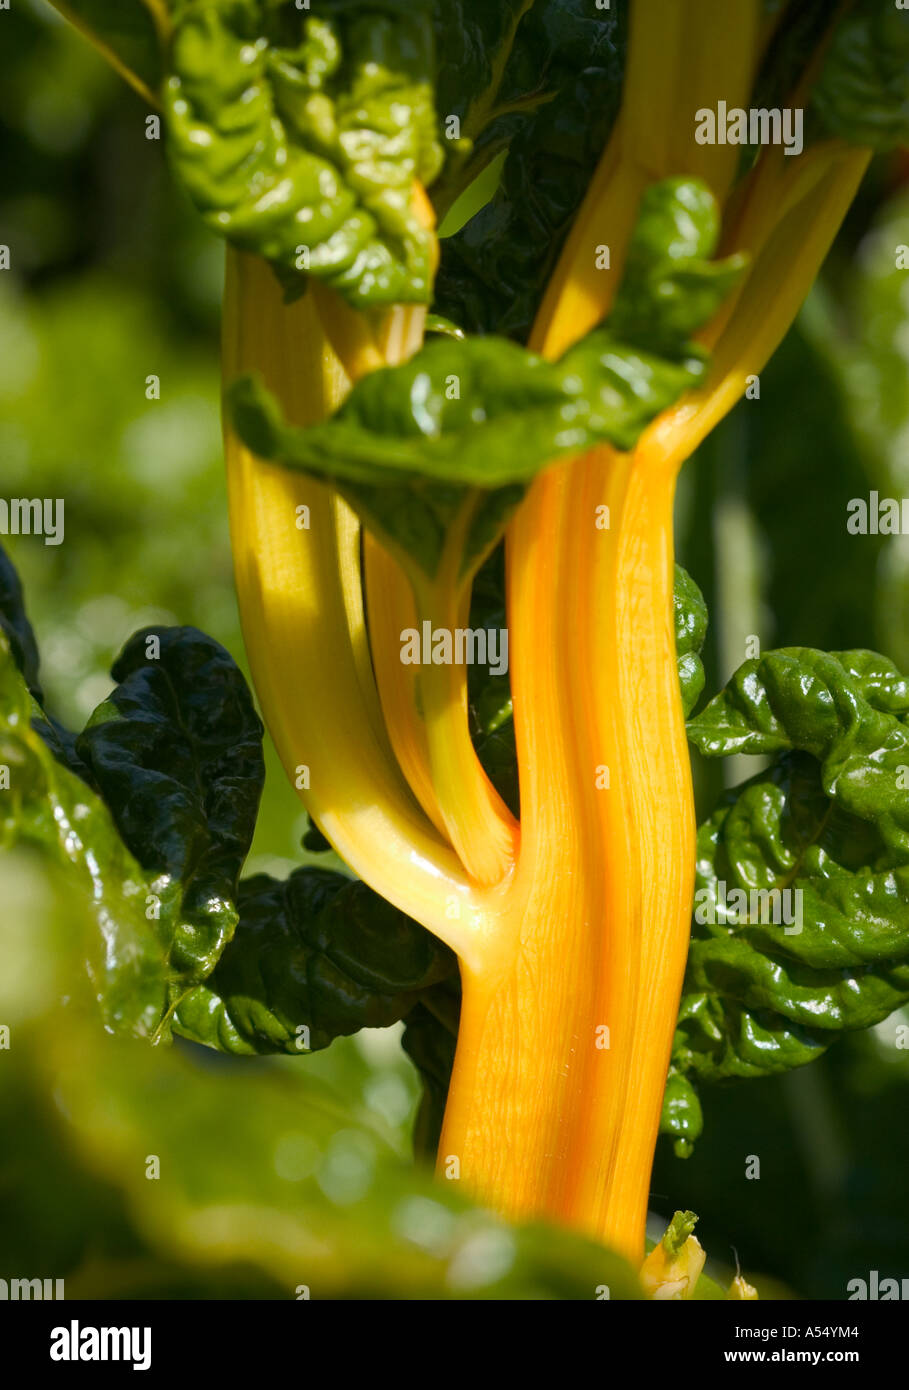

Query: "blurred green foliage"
(1, 1), (909, 1299)
(0, 849), (644, 1298)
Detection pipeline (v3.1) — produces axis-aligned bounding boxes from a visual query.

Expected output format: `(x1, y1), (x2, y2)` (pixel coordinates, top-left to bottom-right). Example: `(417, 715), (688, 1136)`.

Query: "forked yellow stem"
(437, 5), (872, 1260)
(222, 249), (479, 952)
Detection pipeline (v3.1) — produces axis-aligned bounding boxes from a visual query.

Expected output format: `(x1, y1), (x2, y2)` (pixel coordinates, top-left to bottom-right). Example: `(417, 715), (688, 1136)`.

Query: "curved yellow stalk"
(222, 248), (479, 951)
(642, 144), (871, 471)
(361, 302), (518, 884)
(363, 535), (447, 837)
(622, 0), (762, 199)
(410, 517), (520, 885)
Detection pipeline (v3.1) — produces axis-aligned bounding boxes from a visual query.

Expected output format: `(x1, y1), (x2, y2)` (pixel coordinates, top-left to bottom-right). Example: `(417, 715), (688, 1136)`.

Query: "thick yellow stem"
(438, 446), (691, 1260)
(436, 18), (871, 1259)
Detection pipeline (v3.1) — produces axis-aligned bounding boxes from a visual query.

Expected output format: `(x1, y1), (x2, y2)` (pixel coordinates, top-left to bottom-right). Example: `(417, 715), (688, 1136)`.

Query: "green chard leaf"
(430, 0), (534, 191)
(0, 630), (173, 1038)
(674, 563), (707, 719)
(811, 0), (909, 151)
(434, 0), (627, 340)
(229, 328), (703, 582)
(48, 0), (166, 102)
(607, 179), (747, 359)
(174, 865), (457, 1055)
(662, 646), (909, 1157)
(0, 546), (267, 1037)
(0, 545), (92, 781)
(229, 178), (742, 585)
(401, 985), (460, 1161)
(76, 625), (265, 983)
(165, 0), (443, 307)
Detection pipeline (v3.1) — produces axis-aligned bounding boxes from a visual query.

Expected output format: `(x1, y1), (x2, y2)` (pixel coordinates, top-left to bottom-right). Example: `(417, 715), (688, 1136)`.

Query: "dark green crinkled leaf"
(662, 646), (909, 1157)
(165, 0), (443, 308)
(173, 866), (457, 1055)
(49, 0), (165, 99)
(0, 632), (172, 1038)
(674, 563), (707, 719)
(430, 0), (532, 208)
(811, 0), (909, 151)
(434, 0), (627, 340)
(76, 626), (264, 983)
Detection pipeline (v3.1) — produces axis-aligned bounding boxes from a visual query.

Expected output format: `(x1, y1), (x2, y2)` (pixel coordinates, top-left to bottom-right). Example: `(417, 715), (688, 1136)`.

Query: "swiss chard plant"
(6, 0), (909, 1298)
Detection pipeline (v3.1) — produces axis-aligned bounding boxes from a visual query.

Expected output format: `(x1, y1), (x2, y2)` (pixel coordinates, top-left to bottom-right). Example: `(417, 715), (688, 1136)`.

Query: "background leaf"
(0, 860), (643, 1300)
(77, 624), (264, 981)
(0, 542), (43, 700)
(0, 631), (171, 1037)
(811, 0), (909, 151)
(433, 0), (627, 340)
(174, 865), (456, 1056)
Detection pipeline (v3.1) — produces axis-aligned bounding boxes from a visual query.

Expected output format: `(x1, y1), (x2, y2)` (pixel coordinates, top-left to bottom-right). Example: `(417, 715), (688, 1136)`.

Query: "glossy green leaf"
(608, 178), (747, 358)
(48, 0), (165, 100)
(229, 328), (705, 582)
(0, 631), (171, 1038)
(674, 563), (708, 719)
(663, 646), (909, 1156)
(164, 0), (443, 307)
(811, 0), (909, 151)
(0, 545), (269, 1036)
(76, 625), (264, 982)
(174, 865), (457, 1056)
